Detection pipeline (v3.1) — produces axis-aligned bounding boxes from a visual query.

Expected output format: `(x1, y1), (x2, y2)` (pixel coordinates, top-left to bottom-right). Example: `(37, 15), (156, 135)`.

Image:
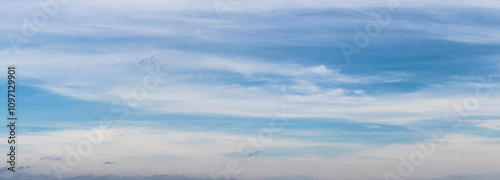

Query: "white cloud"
(470, 120), (500, 131)
(1, 49), (498, 124)
(8, 127), (500, 180)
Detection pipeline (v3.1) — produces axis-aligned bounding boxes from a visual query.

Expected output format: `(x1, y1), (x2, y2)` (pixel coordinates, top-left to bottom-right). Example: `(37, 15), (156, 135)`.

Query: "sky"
(1, 0), (500, 179)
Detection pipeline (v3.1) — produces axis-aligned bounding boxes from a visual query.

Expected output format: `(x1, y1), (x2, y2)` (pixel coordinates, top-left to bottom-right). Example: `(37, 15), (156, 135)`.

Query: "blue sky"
(1, 0), (500, 179)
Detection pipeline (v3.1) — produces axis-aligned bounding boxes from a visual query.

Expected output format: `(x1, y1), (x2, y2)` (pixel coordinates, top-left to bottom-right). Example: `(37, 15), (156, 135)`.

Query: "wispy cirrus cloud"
(2, 0), (500, 179)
